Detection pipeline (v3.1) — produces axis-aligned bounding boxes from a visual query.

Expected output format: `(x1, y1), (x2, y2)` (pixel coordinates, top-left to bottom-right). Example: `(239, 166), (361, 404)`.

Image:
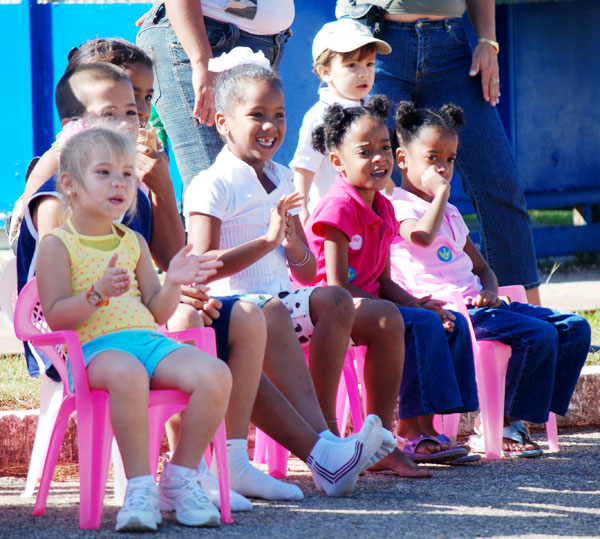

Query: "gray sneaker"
(115, 481), (161, 532)
(159, 465), (220, 527)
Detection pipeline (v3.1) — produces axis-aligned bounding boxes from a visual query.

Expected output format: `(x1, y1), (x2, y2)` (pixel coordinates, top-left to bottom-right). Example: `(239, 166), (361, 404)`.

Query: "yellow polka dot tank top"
(48, 220), (158, 344)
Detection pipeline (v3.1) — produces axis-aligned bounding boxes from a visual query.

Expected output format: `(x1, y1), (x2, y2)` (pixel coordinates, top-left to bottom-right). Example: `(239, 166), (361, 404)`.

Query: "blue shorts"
(69, 329), (190, 392)
(209, 296), (240, 361)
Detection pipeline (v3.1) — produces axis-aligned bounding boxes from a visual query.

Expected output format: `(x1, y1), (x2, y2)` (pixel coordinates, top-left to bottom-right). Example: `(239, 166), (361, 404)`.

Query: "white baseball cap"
(312, 18), (392, 62)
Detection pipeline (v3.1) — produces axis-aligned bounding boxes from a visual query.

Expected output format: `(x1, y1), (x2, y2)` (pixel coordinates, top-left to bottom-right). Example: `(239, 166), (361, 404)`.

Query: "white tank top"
(201, 0), (294, 35)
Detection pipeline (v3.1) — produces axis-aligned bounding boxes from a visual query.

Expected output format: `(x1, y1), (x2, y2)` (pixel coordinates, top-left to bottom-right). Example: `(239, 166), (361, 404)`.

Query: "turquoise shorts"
(68, 329), (190, 391)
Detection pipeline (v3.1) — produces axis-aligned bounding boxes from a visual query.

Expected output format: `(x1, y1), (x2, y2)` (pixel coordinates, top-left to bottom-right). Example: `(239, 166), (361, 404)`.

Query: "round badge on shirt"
(349, 234), (363, 250)
(437, 246), (453, 262)
(348, 266), (356, 282)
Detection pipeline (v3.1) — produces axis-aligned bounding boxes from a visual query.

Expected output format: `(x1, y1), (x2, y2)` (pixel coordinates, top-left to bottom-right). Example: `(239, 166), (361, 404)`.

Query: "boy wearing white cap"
(290, 18), (392, 225)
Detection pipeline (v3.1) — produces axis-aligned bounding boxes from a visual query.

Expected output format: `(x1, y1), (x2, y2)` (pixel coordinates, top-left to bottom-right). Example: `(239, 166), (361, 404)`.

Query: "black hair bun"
(439, 103), (465, 127)
(366, 95), (391, 119)
(394, 100), (421, 129)
(322, 103), (346, 132)
(311, 124), (327, 155)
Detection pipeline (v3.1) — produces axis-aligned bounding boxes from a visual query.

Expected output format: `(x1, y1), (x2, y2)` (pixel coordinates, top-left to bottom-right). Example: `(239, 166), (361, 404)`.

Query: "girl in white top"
(290, 18), (391, 224)
(36, 127), (231, 531)
(185, 50), (404, 497)
(185, 49), (432, 485)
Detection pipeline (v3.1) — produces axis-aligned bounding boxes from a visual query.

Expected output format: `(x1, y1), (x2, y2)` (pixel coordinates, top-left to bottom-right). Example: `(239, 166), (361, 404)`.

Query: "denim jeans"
(375, 18), (540, 290)
(468, 301), (590, 423)
(137, 3), (291, 195)
(397, 307), (478, 419)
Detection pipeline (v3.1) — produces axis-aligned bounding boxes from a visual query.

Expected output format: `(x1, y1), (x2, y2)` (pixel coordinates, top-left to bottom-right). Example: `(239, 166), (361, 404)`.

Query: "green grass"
(581, 310), (600, 366)
(0, 354), (40, 411)
(463, 208), (584, 231)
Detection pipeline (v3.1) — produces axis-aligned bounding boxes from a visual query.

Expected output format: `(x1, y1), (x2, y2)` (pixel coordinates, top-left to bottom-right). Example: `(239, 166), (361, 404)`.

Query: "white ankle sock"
(127, 474), (155, 489)
(210, 439), (303, 501)
(196, 458), (253, 512)
(360, 427), (396, 473)
(307, 414), (382, 497)
(319, 430), (340, 442)
(163, 462), (194, 478)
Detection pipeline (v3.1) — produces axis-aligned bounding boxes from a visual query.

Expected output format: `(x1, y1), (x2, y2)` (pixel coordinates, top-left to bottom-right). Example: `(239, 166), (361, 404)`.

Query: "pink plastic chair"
(253, 345), (368, 478)
(440, 285), (559, 459)
(13, 278), (232, 529)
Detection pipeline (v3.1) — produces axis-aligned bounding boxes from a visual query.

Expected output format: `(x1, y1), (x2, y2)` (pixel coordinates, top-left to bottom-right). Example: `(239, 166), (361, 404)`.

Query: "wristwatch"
(86, 285), (109, 307)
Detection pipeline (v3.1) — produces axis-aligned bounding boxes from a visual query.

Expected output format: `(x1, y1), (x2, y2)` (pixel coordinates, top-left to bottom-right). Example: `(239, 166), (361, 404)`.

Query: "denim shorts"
(208, 295), (240, 361)
(69, 329), (190, 391)
(137, 3), (292, 195)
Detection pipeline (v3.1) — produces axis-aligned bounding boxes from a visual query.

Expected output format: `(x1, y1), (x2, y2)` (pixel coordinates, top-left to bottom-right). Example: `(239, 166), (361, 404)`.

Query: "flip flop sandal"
(506, 421), (543, 458)
(397, 434), (468, 463)
(434, 434), (481, 464)
(468, 426), (543, 458)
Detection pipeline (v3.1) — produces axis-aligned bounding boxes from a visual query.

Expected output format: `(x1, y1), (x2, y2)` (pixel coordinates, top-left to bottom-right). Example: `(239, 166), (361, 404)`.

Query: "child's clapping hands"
(166, 244), (223, 287)
(264, 192), (304, 246)
(94, 254), (131, 299)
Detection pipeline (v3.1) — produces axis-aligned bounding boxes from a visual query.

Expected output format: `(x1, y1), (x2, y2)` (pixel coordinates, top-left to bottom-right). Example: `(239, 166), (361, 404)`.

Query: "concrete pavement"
(1, 429), (599, 537)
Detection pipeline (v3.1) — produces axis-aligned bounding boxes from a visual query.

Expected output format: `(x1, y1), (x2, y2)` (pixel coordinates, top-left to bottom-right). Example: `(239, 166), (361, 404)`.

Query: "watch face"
(87, 290), (103, 306)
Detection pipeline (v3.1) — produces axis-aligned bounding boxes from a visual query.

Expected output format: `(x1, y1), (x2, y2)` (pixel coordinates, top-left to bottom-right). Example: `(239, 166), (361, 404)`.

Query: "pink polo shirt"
(389, 188), (482, 303)
(304, 176), (399, 296)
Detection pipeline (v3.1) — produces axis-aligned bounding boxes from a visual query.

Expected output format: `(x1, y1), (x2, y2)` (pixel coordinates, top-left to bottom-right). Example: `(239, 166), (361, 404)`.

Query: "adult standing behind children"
(137, 0), (294, 194)
(335, 0), (542, 305)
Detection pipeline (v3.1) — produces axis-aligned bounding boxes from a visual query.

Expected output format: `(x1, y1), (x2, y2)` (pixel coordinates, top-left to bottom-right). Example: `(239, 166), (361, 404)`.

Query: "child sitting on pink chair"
(389, 101), (591, 456)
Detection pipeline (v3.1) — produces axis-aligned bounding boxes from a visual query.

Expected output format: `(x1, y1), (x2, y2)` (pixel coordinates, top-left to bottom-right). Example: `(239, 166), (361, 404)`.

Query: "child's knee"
(378, 301), (405, 335)
(310, 286), (355, 324)
(168, 302), (204, 331)
(262, 297), (293, 328)
(191, 354), (232, 402)
(110, 358), (149, 392)
(230, 300), (266, 341)
(569, 315), (591, 343)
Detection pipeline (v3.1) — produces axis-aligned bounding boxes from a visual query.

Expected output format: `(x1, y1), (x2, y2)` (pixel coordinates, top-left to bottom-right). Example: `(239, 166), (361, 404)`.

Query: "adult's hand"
(135, 9), (150, 27)
(469, 42), (500, 107)
(192, 64), (217, 126)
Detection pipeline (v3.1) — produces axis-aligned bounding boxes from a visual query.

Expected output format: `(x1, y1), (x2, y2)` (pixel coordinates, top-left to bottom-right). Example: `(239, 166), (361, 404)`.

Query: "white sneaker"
(159, 464), (220, 527)
(115, 481), (160, 532)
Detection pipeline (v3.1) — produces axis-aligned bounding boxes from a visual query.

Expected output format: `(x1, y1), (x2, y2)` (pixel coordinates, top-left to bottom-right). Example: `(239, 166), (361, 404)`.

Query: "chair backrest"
(0, 256), (18, 325)
(14, 277), (73, 395)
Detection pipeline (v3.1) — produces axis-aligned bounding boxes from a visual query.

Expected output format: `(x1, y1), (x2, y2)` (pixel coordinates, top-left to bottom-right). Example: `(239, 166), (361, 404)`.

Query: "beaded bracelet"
(288, 243), (311, 267)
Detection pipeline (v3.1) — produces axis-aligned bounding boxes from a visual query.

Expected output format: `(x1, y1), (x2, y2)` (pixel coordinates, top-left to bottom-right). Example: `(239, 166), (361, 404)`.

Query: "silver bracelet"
(288, 243), (311, 267)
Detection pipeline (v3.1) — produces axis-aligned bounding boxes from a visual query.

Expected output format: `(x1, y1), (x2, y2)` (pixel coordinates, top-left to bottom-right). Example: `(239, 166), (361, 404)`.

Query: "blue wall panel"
(510, 2), (599, 198)
(1, 3), (34, 215)
(2, 0), (598, 256)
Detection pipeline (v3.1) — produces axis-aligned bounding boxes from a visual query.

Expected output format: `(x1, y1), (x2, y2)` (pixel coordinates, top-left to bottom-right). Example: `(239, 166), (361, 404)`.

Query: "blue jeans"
(375, 18), (540, 290)
(136, 3), (291, 194)
(468, 301), (590, 424)
(397, 307), (478, 419)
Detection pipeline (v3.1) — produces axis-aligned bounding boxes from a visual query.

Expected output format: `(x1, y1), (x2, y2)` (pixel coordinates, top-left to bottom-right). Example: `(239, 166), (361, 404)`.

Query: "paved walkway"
(1, 429), (599, 537)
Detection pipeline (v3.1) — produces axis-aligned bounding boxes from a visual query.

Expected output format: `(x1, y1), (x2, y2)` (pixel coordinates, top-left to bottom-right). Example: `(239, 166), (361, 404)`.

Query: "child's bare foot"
(367, 448), (432, 478)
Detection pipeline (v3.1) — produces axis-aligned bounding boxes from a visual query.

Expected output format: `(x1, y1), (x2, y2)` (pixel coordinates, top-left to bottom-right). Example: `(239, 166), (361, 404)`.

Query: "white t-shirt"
(184, 146), (298, 296)
(290, 88), (367, 212)
(201, 0), (294, 35)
